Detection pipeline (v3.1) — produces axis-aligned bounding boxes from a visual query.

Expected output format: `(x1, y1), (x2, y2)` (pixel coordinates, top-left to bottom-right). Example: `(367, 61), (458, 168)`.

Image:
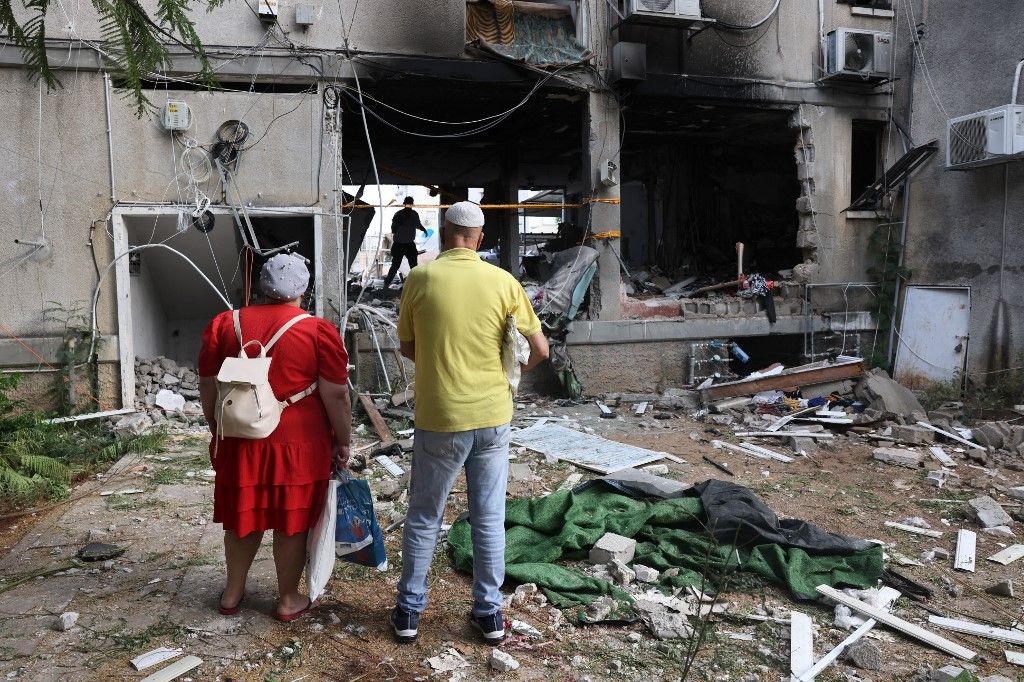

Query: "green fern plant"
(0, 0), (225, 116)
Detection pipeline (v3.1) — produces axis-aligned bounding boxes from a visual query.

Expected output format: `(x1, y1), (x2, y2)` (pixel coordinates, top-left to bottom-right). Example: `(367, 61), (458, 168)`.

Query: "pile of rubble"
(114, 357), (206, 435)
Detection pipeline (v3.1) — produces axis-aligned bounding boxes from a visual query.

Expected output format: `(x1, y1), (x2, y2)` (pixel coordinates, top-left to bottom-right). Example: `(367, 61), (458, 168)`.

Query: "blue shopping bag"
(335, 471), (388, 571)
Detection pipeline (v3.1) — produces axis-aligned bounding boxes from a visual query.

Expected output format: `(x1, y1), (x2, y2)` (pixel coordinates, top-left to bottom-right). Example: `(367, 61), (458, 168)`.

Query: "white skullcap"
(260, 253), (309, 301)
(445, 201), (485, 228)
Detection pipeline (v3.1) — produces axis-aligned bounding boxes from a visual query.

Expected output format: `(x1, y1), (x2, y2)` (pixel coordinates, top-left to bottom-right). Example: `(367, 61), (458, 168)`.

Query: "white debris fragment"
(633, 565), (660, 583)
(489, 649), (520, 672)
(425, 649), (468, 673)
(54, 612), (79, 631)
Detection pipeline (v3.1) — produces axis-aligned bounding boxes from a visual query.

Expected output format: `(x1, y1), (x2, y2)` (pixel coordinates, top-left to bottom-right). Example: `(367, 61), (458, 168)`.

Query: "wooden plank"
(140, 655), (202, 682)
(815, 585), (976, 660)
(790, 610), (814, 680)
(885, 521), (943, 538)
(797, 587), (901, 682)
(988, 544), (1024, 566)
(928, 616), (1024, 645)
(915, 421), (986, 451)
(358, 393), (395, 444)
(954, 529), (977, 572)
(767, 406), (819, 432)
(735, 431), (834, 439)
(703, 359), (864, 401)
(1006, 650), (1024, 666)
(928, 446), (957, 467)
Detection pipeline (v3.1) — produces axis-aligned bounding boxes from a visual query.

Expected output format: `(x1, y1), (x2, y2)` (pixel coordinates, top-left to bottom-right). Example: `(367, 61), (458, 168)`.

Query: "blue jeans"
(396, 424), (510, 617)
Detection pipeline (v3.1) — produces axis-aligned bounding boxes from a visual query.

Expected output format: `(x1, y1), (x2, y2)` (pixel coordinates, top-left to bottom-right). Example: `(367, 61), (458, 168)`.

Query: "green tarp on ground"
(447, 482), (883, 609)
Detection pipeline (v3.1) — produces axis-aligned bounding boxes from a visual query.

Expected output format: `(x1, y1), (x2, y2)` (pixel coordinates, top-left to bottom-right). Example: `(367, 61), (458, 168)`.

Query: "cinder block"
(873, 448), (921, 468)
(589, 532), (637, 565)
(891, 424), (935, 444)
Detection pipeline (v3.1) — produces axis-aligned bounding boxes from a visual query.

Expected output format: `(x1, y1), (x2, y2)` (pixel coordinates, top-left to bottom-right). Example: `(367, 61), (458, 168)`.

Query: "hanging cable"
(712, 0), (781, 31)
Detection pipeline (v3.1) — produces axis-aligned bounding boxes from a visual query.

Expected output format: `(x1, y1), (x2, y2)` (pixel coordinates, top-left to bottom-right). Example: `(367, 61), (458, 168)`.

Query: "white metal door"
(894, 286), (970, 387)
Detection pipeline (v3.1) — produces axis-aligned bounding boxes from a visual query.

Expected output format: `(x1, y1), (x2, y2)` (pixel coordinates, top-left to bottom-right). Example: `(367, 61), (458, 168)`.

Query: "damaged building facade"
(0, 0), (1008, 407)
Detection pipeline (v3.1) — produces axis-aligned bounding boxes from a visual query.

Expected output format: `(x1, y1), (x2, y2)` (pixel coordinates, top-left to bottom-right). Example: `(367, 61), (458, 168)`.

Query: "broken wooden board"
(915, 421), (986, 451)
(954, 529), (977, 572)
(712, 440), (794, 463)
(797, 587), (901, 682)
(884, 521), (943, 538)
(988, 544), (1024, 566)
(815, 585), (976, 660)
(928, 615), (1024, 645)
(790, 610), (814, 681)
(702, 357), (864, 401)
(359, 394), (395, 444)
(140, 655), (202, 682)
(928, 446), (957, 467)
(511, 423), (667, 474)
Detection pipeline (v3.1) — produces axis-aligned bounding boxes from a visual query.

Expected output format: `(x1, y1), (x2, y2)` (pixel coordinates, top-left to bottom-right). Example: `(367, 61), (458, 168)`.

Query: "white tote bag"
(305, 478), (339, 602)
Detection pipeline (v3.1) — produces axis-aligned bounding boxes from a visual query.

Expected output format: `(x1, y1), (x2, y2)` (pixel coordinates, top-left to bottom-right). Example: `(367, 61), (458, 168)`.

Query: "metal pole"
(103, 73), (116, 202)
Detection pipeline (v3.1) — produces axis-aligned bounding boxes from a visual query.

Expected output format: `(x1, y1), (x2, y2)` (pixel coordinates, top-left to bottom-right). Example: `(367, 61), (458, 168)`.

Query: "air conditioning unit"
(823, 29), (893, 82)
(624, 0), (705, 24)
(946, 105), (1024, 170)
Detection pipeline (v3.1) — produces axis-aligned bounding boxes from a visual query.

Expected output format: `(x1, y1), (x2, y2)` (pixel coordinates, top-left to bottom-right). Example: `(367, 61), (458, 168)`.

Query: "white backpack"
(215, 310), (318, 446)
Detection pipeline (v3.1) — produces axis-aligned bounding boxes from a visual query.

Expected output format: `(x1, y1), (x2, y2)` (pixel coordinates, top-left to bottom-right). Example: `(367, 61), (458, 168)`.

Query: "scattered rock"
(154, 389), (186, 412)
(845, 640), (883, 670)
(933, 665), (967, 682)
(891, 424), (935, 444)
(512, 583), (538, 606)
(940, 576), (963, 598)
(489, 649), (520, 672)
(982, 525), (1015, 537)
(375, 479), (403, 501)
(642, 464), (669, 475)
(589, 533), (637, 565)
(112, 413), (155, 438)
(585, 596), (615, 622)
(76, 542), (125, 562)
(968, 496), (1013, 528)
(932, 547), (950, 561)
(855, 368), (928, 422)
(925, 470), (949, 488)
(425, 649), (468, 673)
(633, 565), (660, 583)
(873, 448), (921, 468)
(900, 517), (931, 529)
(510, 620), (543, 638)
(54, 612), (79, 632)
(788, 436), (818, 454)
(609, 560), (635, 586)
(986, 579), (1014, 597)
(647, 612), (695, 640)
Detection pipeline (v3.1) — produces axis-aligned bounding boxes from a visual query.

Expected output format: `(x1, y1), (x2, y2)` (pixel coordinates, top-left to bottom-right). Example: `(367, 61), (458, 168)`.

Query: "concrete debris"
(609, 560), (635, 586)
(510, 620), (543, 638)
(933, 547), (951, 561)
(641, 464), (669, 475)
(873, 448), (921, 468)
(509, 462), (539, 482)
(933, 666), (967, 682)
(969, 496), (1013, 528)
(585, 596), (615, 622)
(633, 564), (660, 583)
(489, 649), (520, 672)
(112, 413), (155, 438)
(425, 648), (468, 673)
(375, 478), (403, 501)
(589, 533), (637, 565)
(512, 583), (538, 606)
(900, 517), (932, 529)
(845, 640), (884, 670)
(54, 612), (79, 631)
(154, 388), (186, 412)
(647, 612), (696, 640)
(986, 579), (1015, 597)
(892, 424), (936, 444)
(925, 470), (949, 488)
(133, 356), (205, 426)
(788, 436), (818, 454)
(982, 525), (1016, 537)
(855, 368), (928, 422)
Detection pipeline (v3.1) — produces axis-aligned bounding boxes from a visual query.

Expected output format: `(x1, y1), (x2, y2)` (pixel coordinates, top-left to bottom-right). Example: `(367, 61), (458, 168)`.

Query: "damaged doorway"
(110, 206), (322, 406)
(621, 105), (803, 288)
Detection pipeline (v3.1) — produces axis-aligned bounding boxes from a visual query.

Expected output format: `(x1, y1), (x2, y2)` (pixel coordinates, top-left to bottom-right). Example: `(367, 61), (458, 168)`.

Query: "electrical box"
(611, 42), (646, 83)
(598, 159), (618, 188)
(295, 3), (315, 27)
(258, 0), (279, 22)
(162, 100), (191, 131)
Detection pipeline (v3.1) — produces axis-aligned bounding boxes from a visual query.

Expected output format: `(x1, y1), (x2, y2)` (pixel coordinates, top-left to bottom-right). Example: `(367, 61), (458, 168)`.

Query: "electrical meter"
(162, 101), (191, 131)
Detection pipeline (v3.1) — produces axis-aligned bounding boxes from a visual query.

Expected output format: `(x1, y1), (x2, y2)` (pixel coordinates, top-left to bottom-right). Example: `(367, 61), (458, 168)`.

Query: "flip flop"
(273, 597), (315, 623)
(218, 591), (244, 616)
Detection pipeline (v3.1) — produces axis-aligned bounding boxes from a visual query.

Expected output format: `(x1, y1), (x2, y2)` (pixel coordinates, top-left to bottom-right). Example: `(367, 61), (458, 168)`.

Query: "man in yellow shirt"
(391, 201), (549, 645)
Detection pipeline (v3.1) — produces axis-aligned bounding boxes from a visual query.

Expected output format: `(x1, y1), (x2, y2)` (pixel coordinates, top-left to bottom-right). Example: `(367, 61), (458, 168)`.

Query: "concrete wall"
(898, 0), (1024, 377)
(130, 263), (169, 359)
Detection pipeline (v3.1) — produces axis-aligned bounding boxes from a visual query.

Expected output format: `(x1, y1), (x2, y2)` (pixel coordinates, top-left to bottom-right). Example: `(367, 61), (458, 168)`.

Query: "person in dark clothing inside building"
(383, 196), (428, 288)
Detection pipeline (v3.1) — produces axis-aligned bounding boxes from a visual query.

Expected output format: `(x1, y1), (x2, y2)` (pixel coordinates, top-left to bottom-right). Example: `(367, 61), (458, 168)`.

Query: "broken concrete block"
(891, 424), (935, 444)
(642, 464), (669, 476)
(934, 666), (967, 682)
(647, 612), (696, 640)
(633, 565), (660, 583)
(585, 596), (615, 622)
(788, 436), (818, 454)
(982, 525), (1015, 537)
(933, 547), (950, 561)
(1007, 486), (1024, 502)
(489, 649), (520, 672)
(986, 579), (1014, 597)
(609, 560), (635, 586)
(855, 368), (928, 422)
(969, 495), (1013, 528)
(112, 413), (155, 438)
(509, 463), (538, 482)
(511, 583), (538, 606)
(589, 533), (637, 565)
(925, 470), (948, 488)
(872, 448), (921, 468)
(845, 640), (883, 670)
(54, 612), (79, 632)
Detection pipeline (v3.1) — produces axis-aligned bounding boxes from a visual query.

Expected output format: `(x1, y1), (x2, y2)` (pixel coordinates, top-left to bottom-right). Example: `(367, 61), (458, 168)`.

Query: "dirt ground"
(0, 399), (1022, 681)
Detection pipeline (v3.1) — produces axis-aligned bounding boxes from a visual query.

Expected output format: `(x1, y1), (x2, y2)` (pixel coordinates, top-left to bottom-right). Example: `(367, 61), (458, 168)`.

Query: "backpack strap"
(281, 381), (319, 407)
(265, 313), (313, 352)
(232, 309), (243, 345)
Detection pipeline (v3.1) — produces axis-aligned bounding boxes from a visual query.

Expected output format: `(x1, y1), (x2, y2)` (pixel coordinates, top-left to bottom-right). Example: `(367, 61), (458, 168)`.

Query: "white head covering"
(260, 253), (309, 301)
(445, 201), (485, 228)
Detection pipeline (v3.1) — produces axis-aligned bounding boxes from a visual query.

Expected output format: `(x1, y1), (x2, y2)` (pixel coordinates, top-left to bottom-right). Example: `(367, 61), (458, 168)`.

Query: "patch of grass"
(152, 466), (187, 485)
(104, 494), (167, 512)
(835, 484), (881, 505)
(920, 360), (1024, 421)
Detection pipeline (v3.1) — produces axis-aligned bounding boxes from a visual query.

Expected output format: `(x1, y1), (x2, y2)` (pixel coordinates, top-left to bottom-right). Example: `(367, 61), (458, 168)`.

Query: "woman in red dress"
(198, 253), (351, 621)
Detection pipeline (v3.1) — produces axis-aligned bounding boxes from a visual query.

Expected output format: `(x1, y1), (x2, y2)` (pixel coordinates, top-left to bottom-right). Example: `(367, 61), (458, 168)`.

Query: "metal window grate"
(949, 116), (989, 166)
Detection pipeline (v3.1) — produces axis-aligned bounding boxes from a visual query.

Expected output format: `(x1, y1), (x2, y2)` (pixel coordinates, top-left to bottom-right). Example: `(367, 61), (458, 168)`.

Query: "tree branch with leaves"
(0, 0), (224, 115)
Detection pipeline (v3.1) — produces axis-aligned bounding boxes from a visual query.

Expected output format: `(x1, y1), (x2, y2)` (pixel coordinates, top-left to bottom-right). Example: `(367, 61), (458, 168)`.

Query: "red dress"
(198, 304), (349, 537)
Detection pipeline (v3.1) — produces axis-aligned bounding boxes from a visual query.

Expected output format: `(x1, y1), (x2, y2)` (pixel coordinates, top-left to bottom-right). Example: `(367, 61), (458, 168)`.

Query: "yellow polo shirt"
(397, 248), (542, 432)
